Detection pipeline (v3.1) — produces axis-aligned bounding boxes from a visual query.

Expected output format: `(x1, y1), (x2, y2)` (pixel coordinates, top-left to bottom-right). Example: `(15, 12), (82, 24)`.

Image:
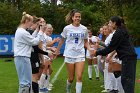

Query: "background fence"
(0, 35), (140, 59)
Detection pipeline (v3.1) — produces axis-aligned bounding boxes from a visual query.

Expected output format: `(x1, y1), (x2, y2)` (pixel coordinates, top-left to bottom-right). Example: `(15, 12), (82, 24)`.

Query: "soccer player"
(86, 29), (100, 80)
(55, 9), (92, 93)
(43, 24), (60, 90)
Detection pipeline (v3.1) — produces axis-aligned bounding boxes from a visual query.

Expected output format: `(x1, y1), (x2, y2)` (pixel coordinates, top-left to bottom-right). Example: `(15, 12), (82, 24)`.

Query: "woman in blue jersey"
(55, 9), (92, 93)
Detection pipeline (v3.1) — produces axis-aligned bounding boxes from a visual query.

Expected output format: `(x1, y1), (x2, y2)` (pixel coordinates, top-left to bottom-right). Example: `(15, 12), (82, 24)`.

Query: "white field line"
(51, 62), (65, 84)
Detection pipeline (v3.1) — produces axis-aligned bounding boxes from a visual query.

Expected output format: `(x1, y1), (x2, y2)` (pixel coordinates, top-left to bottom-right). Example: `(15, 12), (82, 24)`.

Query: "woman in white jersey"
(44, 24), (60, 90)
(14, 12), (44, 93)
(86, 29), (100, 80)
(39, 24), (59, 92)
(55, 9), (92, 93)
(101, 24), (117, 93)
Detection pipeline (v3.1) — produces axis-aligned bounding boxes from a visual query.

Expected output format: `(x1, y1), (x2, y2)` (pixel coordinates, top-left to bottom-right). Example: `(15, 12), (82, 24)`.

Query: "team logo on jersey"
(69, 33), (85, 38)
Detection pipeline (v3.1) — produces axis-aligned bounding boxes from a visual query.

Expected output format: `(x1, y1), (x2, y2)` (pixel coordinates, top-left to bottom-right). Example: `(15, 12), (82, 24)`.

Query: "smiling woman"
(55, 9), (92, 93)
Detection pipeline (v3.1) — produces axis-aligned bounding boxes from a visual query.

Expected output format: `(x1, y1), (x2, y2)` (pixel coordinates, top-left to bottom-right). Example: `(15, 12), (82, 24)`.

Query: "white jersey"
(91, 36), (98, 43)
(86, 36), (98, 58)
(105, 31), (122, 64)
(41, 33), (52, 51)
(105, 31), (115, 46)
(61, 24), (88, 58)
(14, 27), (43, 57)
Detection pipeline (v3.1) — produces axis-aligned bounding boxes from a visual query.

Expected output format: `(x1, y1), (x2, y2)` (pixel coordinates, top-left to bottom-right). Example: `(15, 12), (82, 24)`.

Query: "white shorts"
(64, 57), (85, 64)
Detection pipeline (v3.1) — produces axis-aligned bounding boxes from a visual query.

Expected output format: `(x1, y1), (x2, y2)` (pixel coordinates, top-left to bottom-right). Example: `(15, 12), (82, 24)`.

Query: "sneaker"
(47, 85), (54, 91)
(108, 90), (118, 93)
(89, 78), (92, 80)
(96, 77), (100, 81)
(100, 85), (104, 88)
(101, 89), (108, 92)
(47, 86), (52, 91)
(49, 83), (53, 87)
(39, 88), (48, 93)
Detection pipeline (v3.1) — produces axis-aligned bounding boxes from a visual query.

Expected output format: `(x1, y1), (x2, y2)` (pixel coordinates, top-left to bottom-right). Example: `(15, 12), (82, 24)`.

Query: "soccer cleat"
(108, 90), (118, 93)
(39, 88), (48, 93)
(49, 83), (53, 87)
(89, 78), (92, 80)
(96, 77), (100, 81)
(100, 85), (104, 88)
(101, 89), (108, 93)
(47, 85), (53, 91)
(47, 87), (52, 91)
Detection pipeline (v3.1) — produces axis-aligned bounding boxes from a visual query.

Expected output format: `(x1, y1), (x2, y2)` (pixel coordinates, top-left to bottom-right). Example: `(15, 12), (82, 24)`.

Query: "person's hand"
(35, 25), (40, 32)
(90, 45), (97, 50)
(39, 24), (46, 33)
(54, 49), (60, 56)
(48, 52), (54, 61)
(54, 37), (61, 43)
(106, 55), (112, 63)
(89, 49), (96, 58)
(50, 47), (57, 52)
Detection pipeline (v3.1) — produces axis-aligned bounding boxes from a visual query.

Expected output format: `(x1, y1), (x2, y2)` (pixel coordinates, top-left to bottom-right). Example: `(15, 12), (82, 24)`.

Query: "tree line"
(0, 0), (140, 46)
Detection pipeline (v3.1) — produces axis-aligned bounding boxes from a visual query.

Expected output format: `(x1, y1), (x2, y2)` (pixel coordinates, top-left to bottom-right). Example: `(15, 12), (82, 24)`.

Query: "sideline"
(51, 62), (65, 84)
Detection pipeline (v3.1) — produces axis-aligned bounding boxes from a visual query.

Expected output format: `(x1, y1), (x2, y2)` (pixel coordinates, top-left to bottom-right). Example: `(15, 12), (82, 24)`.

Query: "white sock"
(39, 74), (46, 88)
(94, 64), (99, 77)
(66, 80), (71, 93)
(88, 65), (92, 78)
(44, 74), (51, 88)
(76, 82), (82, 93)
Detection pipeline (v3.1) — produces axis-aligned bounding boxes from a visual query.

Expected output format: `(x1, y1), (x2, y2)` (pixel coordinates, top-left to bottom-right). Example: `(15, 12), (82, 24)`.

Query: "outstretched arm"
(55, 37), (65, 55)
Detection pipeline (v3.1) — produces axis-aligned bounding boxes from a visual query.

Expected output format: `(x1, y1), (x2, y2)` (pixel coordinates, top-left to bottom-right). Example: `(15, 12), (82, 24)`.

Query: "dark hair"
(65, 9), (81, 24)
(32, 16), (40, 24)
(87, 27), (93, 32)
(120, 17), (125, 25)
(110, 16), (122, 27)
(111, 16), (129, 36)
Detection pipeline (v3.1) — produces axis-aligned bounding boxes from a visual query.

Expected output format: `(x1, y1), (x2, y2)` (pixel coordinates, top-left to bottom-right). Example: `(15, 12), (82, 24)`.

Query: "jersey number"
(75, 38), (78, 44)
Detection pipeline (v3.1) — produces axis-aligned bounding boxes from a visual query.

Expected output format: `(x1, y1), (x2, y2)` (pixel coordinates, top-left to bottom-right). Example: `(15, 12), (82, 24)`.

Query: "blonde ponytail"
(20, 12), (32, 24)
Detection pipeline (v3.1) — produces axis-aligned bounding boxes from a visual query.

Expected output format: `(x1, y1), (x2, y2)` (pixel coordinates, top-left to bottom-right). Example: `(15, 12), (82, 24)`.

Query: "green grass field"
(0, 57), (140, 93)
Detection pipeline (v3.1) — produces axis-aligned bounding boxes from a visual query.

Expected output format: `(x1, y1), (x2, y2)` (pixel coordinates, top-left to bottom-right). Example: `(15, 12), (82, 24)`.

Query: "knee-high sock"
(76, 82), (82, 93)
(97, 56), (104, 76)
(88, 65), (92, 78)
(94, 64), (99, 77)
(66, 80), (71, 93)
(39, 74), (46, 88)
(32, 82), (39, 93)
(44, 74), (50, 88)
